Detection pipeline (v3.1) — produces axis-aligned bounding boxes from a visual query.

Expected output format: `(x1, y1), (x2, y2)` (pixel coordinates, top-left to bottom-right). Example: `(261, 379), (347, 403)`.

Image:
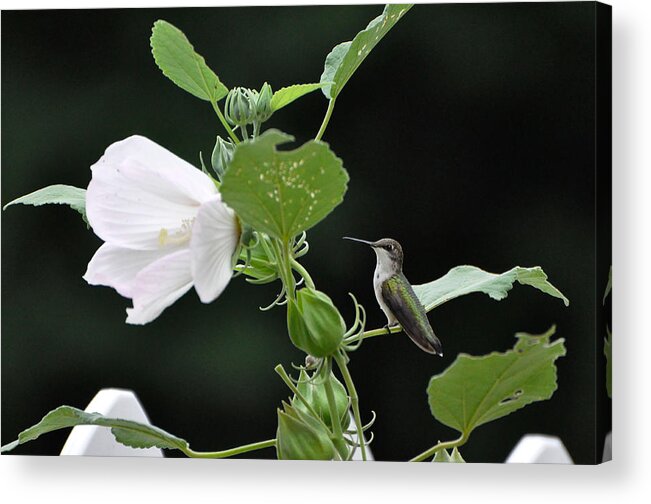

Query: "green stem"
(323, 361), (348, 460)
(409, 433), (468, 462)
(253, 121), (261, 139)
(183, 438), (276, 459)
(315, 98), (336, 141)
(211, 100), (240, 144)
(290, 257), (315, 290)
(241, 124), (249, 140)
(274, 364), (323, 425)
(334, 351), (367, 461)
(281, 240), (296, 299)
(344, 325), (402, 344)
(270, 239), (294, 300)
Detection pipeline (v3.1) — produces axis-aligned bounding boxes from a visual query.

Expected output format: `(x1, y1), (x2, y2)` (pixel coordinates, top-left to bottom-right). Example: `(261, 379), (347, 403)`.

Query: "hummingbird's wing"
(381, 274), (443, 356)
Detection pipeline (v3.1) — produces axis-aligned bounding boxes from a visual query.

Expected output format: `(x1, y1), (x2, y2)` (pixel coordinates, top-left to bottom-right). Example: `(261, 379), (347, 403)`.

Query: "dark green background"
(1, 3), (610, 463)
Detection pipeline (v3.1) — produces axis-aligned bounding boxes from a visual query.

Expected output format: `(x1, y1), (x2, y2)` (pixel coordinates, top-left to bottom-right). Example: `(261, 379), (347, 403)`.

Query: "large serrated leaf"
(412, 265), (569, 312)
(427, 327), (566, 436)
(3, 184), (87, 224)
(320, 4), (413, 99)
(0, 405), (188, 454)
(151, 20), (228, 102)
(220, 129), (349, 241)
(271, 83), (329, 111)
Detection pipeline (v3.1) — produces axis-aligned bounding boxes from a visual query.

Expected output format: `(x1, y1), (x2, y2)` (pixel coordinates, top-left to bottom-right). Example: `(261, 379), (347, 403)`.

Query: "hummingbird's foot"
(383, 324), (399, 335)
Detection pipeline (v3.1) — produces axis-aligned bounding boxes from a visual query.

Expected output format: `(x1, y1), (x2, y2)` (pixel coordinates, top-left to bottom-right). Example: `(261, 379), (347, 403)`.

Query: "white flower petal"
(83, 243), (183, 298)
(190, 195), (240, 304)
(126, 249), (193, 325)
(86, 135), (217, 250)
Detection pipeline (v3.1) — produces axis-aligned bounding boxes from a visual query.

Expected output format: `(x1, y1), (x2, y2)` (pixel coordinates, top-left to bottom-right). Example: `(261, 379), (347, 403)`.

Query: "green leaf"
(432, 447), (452, 462)
(449, 447), (465, 462)
(412, 265), (569, 313)
(199, 151), (210, 175)
(432, 447), (466, 463)
(427, 326), (566, 437)
(270, 83), (329, 111)
(151, 20), (228, 102)
(3, 184), (87, 224)
(220, 129), (349, 241)
(605, 327), (612, 398)
(320, 4), (413, 99)
(1, 405), (189, 454)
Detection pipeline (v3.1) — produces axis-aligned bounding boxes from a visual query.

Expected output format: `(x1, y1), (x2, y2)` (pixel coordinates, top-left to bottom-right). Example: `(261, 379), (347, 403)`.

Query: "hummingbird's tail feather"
(405, 327), (443, 357)
(430, 333), (443, 357)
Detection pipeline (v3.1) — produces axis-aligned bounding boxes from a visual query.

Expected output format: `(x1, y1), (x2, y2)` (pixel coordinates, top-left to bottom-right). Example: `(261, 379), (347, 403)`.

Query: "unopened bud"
(287, 288), (345, 357)
(276, 401), (336, 460)
(255, 82), (273, 123)
(225, 87), (257, 126)
(294, 370), (350, 432)
(211, 136), (235, 180)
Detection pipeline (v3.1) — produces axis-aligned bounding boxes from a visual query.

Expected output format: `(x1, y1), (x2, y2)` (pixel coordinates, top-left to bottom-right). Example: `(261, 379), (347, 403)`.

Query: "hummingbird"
(344, 237), (443, 356)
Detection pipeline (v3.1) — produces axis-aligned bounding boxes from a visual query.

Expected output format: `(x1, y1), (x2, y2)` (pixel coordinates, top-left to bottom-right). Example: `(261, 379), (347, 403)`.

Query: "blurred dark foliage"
(2, 3), (610, 463)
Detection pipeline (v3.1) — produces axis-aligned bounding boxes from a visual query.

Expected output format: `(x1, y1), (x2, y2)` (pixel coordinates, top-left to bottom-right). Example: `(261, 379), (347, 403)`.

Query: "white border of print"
(1, 0), (649, 503)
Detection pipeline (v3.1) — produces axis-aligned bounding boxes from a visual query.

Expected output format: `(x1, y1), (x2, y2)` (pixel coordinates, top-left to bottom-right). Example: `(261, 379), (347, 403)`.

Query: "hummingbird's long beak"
(343, 236), (374, 246)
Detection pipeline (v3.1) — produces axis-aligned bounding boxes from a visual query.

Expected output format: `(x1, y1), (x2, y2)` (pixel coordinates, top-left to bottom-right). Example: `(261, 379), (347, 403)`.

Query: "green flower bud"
(286, 288), (345, 357)
(225, 87), (257, 127)
(239, 224), (255, 248)
(293, 370), (350, 431)
(255, 82), (273, 123)
(210, 136), (235, 180)
(237, 235), (278, 284)
(276, 401), (336, 460)
(287, 298), (309, 349)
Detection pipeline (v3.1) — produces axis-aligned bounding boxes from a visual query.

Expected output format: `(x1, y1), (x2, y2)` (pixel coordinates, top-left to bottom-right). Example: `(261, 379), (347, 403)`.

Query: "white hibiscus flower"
(83, 135), (240, 324)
